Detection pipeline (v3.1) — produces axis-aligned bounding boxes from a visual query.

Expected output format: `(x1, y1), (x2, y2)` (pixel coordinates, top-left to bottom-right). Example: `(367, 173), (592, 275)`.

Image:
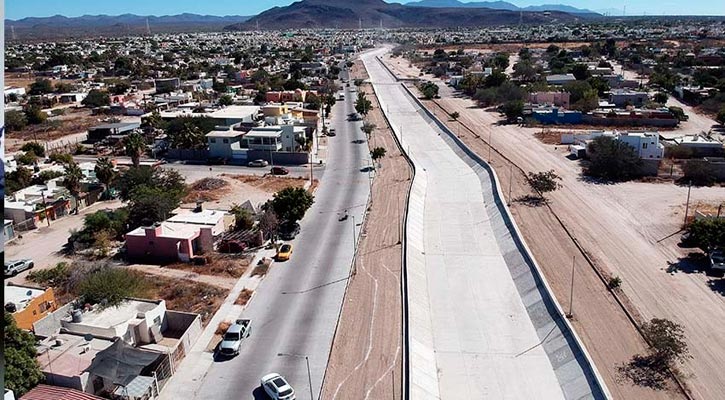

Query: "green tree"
(31, 170), (64, 185)
(269, 187), (314, 224)
(166, 116), (216, 149)
(28, 78), (53, 95)
(24, 105), (47, 125)
(94, 157), (116, 192)
(371, 147), (387, 161)
(212, 79), (228, 93)
(4, 311), (45, 396)
(570, 63), (591, 80)
(81, 89), (110, 108)
(5, 166), (34, 194)
(361, 122), (376, 137)
(127, 185), (182, 228)
(230, 203), (255, 231)
(685, 218), (725, 251)
(17, 151), (39, 166)
(682, 160), (716, 186)
(585, 136), (643, 181)
(355, 92), (372, 116)
(527, 170), (562, 199)
(450, 111), (460, 121)
(63, 161), (84, 213)
(218, 94), (234, 106)
(54, 82), (75, 93)
(653, 92), (669, 104)
(5, 110), (28, 132)
(306, 92), (321, 110)
(668, 106), (688, 122)
(21, 142), (46, 157)
(49, 152), (74, 164)
(78, 267), (148, 308)
(124, 131), (146, 168)
(110, 82), (131, 95)
(420, 82), (439, 100)
(501, 100), (524, 121)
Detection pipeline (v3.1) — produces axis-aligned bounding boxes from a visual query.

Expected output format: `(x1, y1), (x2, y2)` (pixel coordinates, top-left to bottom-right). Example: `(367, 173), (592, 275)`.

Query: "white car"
(5, 259), (34, 277)
(261, 373), (295, 400)
(248, 159), (269, 167)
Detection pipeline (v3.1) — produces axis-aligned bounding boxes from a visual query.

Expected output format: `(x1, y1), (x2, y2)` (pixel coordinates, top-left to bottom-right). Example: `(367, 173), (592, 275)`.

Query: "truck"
(218, 319), (252, 356)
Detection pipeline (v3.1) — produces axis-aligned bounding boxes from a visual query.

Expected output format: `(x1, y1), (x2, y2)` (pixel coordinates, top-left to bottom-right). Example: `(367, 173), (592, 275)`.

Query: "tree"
(166, 116), (216, 149)
(682, 160), (716, 186)
(49, 152), (74, 164)
(212, 79), (228, 93)
(5, 166), (34, 194)
(717, 108), (725, 126)
(28, 78), (53, 95)
(258, 208), (279, 241)
(353, 78), (364, 87)
(77, 267), (147, 308)
(230, 203), (255, 231)
(371, 147), (387, 161)
(5, 110), (28, 132)
(450, 111), (460, 121)
(570, 63), (591, 80)
(141, 110), (167, 133)
(4, 311), (45, 396)
(110, 82), (131, 95)
(63, 161), (84, 213)
(685, 218), (725, 251)
(17, 151), (38, 166)
(94, 157), (116, 192)
(81, 89), (110, 108)
(668, 106), (688, 122)
(21, 142), (46, 158)
(355, 92), (372, 116)
(54, 82), (75, 94)
(420, 82), (439, 100)
(218, 94), (233, 106)
(654, 92), (669, 104)
(269, 187), (314, 224)
(32, 170), (64, 185)
(501, 100), (524, 121)
(585, 136), (643, 181)
(527, 170), (562, 199)
(24, 105), (47, 125)
(124, 131), (146, 168)
(361, 122), (376, 137)
(305, 92), (321, 111)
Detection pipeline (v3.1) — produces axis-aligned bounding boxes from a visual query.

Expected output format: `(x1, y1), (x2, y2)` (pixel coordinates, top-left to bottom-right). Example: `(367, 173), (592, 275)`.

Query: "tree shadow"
(707, 279), (725, 296)
(616, 354), (669, 390)
(514, 195), (548, 207)
(665, 252), (709, 274)
(576, 174), (618, 186)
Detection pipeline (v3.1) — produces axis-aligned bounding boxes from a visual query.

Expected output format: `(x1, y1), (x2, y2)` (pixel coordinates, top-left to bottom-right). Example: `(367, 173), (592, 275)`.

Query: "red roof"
(20, 385), (104, 400)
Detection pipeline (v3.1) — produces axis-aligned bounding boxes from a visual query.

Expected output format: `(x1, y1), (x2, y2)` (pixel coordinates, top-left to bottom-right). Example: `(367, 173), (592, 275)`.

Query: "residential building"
(160, 105), (260, 126)
(125, 222), (214, 262)
(4, 219), (15, 243)
(265, 89), (316, 103)
(4, 283), (59, 331)
(563, 130), (665, 159)
(672, 135), (725, 157)
(5, 180), (72, 230)
(19, 384), (104, 400)
(87, 122), (140, 143)
(545, 73), (576, 85)
(530, 107), (582, 124)
(154, 78), (181, 93)
(58, 93), (87, 104)
(528, 92), (570, 108)
(206, 127), (247, 160)
(608, 89), (649, 107)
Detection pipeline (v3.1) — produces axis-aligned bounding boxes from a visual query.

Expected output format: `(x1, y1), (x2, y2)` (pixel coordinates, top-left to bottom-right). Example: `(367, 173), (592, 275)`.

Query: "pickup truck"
(218, 319), (252, 356)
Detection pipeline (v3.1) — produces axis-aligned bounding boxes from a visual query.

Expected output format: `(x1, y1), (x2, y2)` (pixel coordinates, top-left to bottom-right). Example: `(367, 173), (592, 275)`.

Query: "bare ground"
(321, 60), (411, 400)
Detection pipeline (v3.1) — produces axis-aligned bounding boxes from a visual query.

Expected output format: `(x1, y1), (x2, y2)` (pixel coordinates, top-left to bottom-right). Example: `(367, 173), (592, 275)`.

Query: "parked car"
(276, 244), (293, 261)
(4, 259), (34, 277)
(218, 319), (252, 357)
(248, 159), (269, 167)
(261, 373), (295, 400)
(270, 166), (289, 175)
(279, 222), (300, 240)
(709, 249), (725, 276)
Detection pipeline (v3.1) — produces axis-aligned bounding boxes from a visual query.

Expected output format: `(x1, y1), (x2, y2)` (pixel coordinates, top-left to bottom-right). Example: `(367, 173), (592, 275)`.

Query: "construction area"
(321, 58), (409, 400)
(381, 53), (725, 399)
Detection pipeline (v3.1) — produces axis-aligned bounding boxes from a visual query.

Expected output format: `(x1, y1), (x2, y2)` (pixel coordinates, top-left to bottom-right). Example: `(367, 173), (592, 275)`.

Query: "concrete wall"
(167, 149), (209, 161)
(247, 150), (309, 165)
(12, 287), (59, 331)
(400, 83), (610, 399)
(33, 303), (73, 338)
(583, 114), (679, 127)
(167, 310), (203, 354)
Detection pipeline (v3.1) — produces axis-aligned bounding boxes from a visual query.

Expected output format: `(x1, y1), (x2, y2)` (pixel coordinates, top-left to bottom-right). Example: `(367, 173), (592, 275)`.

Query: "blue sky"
(5, 0), (724, 19)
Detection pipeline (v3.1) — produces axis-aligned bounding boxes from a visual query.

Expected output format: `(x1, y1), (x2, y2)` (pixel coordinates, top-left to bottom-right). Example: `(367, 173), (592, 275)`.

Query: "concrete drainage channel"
(400, 82), (611, 399)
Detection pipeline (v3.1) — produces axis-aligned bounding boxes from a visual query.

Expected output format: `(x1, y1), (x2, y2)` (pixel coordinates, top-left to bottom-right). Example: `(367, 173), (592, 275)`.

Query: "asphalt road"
(191, 69), (372, 400)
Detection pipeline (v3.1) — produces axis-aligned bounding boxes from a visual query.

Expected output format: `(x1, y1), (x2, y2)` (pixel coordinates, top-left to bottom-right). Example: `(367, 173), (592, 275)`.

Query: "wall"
(582, 114), (679, 127)
(166, 149), (209, 161)
(12, 288), (59, 331)
(125, 229), (195, 263)
(33, 303), (73, 337)
(247, 150), (309, 165)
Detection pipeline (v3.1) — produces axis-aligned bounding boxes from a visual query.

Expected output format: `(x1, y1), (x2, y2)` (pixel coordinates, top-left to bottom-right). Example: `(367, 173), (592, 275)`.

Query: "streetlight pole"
(352, 215), (357, 254)
(683, 180), (692, 226)
(508, 164), (513, 206)
(41, 190), (51, 227)
(277, 353), (314, 400)
(567, 256), (575, 318)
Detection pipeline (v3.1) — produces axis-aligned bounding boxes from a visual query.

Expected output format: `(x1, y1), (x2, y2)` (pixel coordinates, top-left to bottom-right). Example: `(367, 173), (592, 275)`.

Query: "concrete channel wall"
(399, 82), (611, 400)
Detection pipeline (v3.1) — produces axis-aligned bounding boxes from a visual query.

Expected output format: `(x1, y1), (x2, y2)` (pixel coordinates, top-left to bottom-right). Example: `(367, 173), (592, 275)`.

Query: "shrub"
(77, 267), (148, 308)
(49, 152), (74, 164)
(20, 142), (46, 158)
(608, 276), (622, 289)
(682, 160), (716, 186)
(585, 136), (643, 181)
(5, 110), (28, 132)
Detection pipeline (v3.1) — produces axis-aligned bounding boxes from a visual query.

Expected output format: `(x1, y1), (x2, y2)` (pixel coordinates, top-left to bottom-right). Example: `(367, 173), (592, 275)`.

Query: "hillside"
(225, 0), (583, 30)
(404, 0), (600, 15)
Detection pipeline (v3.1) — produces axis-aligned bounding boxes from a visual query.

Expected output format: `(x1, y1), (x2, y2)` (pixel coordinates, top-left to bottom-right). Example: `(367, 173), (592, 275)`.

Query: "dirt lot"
(408, 76), (725, 398)
(5, 108), (101, 150)
(144, 274), (227, 326)
(181, 175), (278, 211)
(165, 253), (252, 279)
(226, 174), (313, 193)
(322, 60), (410, 400)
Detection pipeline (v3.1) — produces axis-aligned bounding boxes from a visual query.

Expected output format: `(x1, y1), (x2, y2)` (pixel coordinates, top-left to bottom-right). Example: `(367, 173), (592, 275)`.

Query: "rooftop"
(89, 122), (140, 131)
(246, 128), (283, 138)
(167, 209), (227, 226)
(205, 128), (245, 138)
(126, 222), (200, 240)
(5, 284), (47, 311)
(36, 333), (113, 378)
(65, 299), (160, 329)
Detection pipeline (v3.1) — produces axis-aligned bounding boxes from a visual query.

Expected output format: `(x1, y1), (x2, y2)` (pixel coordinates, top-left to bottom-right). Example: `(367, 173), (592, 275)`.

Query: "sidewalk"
(159, 248), (277, 400)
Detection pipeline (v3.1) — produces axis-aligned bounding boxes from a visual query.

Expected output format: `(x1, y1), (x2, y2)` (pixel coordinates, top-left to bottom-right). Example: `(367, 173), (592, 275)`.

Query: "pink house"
(529, 92), (571, 109)
(125, 223), (213, 262)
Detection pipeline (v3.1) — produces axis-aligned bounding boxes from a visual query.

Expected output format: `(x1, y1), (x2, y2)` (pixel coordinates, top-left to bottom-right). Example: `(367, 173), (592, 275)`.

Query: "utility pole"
(41, 190), (51, 227)
(507, 164), (513, 206)
(488, 130), (492, 161)
(277, 353), (314, 400)
(352, 215), (357, 253)
(683, 180), (692, 226)
(567, 256), (575, 318)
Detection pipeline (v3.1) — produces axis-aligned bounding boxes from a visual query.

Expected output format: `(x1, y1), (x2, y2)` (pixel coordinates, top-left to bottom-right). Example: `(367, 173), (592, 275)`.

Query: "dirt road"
(321, 60), (410, 400)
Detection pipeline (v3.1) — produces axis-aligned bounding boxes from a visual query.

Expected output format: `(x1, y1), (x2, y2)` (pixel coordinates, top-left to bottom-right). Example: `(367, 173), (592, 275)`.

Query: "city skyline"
(5, 0), (725, 20)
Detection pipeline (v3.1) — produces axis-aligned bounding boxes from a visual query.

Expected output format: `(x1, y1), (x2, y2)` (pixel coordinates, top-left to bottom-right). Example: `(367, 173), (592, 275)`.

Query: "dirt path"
(321, 60), (411, 400)
(128, 264), (238, 290)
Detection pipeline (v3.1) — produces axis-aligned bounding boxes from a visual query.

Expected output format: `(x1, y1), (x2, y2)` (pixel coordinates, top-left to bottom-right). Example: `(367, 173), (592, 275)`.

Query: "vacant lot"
(181, 175), (277, 211)
(227, 174), (312, 193)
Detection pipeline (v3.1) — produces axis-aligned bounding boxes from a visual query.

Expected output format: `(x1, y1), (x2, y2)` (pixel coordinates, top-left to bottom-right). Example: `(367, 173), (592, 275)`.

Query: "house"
(58, 93), (87, 105)
(206, 127), (248, 160)
(528, 92), (570, 108)
(4, 283), (59, 331)
(545, 74), (576, 85)
(4, 219), (15, 244)
(5, 181), (72, 230)
(608, 89), (649, 107)
(125, 222), (214, 263)
(672, 135), (725, 157)
(563, 130), (665, 160)
(265, 89), (316, 103)
(19, 384), (104, 400)
(154, 78), (181, 94)
(167, 208), (234, 237)
(160, 105), (260, 126)
(87, 122), (140, 143)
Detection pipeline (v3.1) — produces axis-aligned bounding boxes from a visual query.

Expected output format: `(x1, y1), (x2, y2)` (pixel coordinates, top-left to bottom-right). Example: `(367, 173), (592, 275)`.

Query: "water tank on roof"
(71, 309), (83, 323)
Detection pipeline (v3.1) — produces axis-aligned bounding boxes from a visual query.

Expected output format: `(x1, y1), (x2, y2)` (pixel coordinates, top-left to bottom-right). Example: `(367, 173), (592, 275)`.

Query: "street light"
(276, 353), (314, 400)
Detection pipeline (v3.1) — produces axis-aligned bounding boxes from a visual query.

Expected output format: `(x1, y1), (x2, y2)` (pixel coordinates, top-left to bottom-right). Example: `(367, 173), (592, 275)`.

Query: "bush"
(268, 187), (314, 224)
(28, 262), (70, 287)
(81, 89), (110, 108)
(5, 110), (28, 132)
(682, 160), (716, 186)
(20, 142), (46, 158)
(608, 276), (622, 289)
(527, 170), (562, 197)
(24, 105), (47, 125)
(4, 312), (45, 396)
(48, 152), (74, 164)
(31, 170), (64, 185)
(16, 151), (38, 166)
(585, 136), (643, 181)
(685, 218), (725, 251)
(77, 266), (148, 308)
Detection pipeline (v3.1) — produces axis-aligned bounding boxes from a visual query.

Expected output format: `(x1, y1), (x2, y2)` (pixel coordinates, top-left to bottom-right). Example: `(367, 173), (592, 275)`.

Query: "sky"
(5, 0), (725, 20)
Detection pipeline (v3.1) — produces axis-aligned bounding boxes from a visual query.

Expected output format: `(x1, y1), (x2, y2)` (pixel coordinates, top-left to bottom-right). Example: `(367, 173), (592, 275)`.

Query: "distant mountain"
(226, 0), (583, 31)
(404, 0), (600, 15)
(6, 13), (253, 40)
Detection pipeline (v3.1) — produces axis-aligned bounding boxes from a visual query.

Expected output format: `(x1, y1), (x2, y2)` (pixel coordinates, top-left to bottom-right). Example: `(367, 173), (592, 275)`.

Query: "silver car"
(248, 159), (269, 167)
(261, 373), (295, 400)
(5, 259), (34, 277)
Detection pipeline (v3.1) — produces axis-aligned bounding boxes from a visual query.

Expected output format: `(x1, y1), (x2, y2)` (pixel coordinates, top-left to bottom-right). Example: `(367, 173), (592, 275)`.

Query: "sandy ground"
(321, 60), (410, 400)
(128, 264), (238, 291)
(180, 175), (277, 212)
(403, 67), (725, 397)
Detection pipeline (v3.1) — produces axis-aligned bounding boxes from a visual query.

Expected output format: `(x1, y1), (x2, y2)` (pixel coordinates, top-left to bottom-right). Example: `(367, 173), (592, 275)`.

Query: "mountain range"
(403, 0), (600, 15)
(225, 0), (586, 31)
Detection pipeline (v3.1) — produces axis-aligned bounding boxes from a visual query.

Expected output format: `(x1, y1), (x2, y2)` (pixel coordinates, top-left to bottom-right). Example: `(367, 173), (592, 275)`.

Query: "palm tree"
(63, 161), (84, 214)
(94, 157), (116, 196)
(124, 131), (146, 168)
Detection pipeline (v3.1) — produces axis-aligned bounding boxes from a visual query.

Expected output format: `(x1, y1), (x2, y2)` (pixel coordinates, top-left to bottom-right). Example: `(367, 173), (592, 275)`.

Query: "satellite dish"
(26, 290), (33, 296)
(84, 333), (94, 342)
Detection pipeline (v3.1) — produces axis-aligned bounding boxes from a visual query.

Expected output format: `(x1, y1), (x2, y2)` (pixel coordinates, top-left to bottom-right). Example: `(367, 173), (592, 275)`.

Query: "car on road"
(270, 166), (289, 175)
(218, 319), (252, 357)
(4, 259), (34, 277)
(709, 249), (725, 276)
(248, 159), (269, 167)
(327, 128), (336, 137)
(347, 113), (361, 121)
(279, 222), (300, 240)
(261, 373), (295, 400)
(276, 244), (293, 261)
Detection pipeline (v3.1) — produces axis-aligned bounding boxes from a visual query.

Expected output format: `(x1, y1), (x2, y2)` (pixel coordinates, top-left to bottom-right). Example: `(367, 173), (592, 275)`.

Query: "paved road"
(185, 70), (371, 400)
(363, 48), (607, 399)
